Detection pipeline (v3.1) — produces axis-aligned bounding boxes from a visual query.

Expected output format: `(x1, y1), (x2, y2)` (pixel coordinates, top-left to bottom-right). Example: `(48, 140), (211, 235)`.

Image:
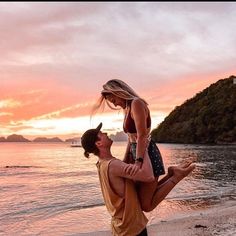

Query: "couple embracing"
(81, 79), (195, 236)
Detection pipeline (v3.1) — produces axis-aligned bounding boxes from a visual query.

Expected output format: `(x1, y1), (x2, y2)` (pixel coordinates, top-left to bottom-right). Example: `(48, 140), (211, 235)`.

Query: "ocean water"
(0, 142), (235, 235)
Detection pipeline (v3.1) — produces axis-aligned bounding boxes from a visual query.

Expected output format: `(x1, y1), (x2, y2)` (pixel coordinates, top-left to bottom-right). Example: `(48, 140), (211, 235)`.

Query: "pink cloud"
(0, 2), (235, 137)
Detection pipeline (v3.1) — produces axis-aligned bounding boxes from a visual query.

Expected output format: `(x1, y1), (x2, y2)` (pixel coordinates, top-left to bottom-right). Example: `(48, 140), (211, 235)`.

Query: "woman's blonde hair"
(92, 79), (147, 115)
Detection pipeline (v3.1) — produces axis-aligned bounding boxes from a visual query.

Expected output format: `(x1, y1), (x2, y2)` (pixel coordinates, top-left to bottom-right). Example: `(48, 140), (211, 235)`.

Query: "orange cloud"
(0, 99), (22, 109)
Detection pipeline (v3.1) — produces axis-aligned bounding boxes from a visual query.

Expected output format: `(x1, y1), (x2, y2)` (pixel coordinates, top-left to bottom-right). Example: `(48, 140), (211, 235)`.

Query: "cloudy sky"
(0, 2), (235, 139)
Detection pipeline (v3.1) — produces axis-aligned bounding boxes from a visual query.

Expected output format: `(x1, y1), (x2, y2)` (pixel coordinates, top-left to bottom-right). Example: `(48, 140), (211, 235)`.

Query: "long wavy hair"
(91, 79), (148, 116)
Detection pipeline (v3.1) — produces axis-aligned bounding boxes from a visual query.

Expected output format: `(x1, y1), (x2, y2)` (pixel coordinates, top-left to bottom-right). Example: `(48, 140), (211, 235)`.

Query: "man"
(81, 123), (154, 236)
(81, 123), (195, 236)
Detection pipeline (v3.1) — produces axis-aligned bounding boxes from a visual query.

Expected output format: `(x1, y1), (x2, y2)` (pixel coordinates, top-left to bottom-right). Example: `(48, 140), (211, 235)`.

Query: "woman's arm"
(131, 99), (149, 161)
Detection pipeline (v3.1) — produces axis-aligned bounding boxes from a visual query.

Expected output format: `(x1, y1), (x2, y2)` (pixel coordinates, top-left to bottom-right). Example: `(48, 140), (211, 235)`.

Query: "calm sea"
(0, 142), (235, 235)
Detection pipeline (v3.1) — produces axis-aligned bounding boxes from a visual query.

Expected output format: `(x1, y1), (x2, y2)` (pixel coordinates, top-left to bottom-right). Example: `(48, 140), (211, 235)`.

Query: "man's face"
(97, 131), (113, 147)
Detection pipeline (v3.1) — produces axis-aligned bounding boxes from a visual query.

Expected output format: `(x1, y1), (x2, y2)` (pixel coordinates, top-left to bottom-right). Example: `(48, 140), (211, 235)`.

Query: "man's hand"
(124, 162), (142, 176)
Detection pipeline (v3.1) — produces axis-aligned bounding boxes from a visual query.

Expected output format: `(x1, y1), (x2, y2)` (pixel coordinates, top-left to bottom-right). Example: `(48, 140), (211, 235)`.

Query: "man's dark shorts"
(137, 227), (148, 236)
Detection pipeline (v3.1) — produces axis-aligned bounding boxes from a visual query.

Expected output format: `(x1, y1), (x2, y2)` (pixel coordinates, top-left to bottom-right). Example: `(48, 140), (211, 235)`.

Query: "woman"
(93, 79), (195, 212)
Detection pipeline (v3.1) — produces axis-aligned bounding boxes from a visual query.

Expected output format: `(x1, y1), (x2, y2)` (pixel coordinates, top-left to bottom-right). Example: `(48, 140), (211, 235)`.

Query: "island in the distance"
(0, 134), (64, 143)
(32, 137), (64, 142)
(0, 131), (128, 143)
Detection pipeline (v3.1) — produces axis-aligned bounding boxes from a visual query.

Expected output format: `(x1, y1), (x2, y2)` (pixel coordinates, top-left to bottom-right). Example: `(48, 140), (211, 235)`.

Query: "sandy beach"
(79, 201), (236, 236)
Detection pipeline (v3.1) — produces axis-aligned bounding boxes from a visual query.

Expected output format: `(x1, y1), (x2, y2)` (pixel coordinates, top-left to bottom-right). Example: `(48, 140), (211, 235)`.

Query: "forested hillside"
(151, 75), (236, 144)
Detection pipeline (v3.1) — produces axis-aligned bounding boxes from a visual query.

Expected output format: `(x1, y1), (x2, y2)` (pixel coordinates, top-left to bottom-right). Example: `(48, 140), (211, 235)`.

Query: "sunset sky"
(1, 2), (236, 140)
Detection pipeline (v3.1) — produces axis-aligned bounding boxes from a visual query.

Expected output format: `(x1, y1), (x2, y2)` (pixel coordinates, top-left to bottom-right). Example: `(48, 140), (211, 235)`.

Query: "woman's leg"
(138, 163), (195, 212)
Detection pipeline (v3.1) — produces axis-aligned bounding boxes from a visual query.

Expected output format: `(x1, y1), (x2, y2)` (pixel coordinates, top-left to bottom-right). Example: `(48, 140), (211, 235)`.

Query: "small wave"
(5, 165), (42, 169)
(46, 170), (97, 178)
(35, 202), (105, 219)
(76, 202), (104, 210)
(0, 201), (105, 221)
(0, 166), (44, 177)
(168, 190), (236, 202)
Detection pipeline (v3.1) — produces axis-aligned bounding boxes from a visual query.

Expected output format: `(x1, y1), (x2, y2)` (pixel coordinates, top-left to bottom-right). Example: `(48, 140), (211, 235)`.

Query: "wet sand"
(79, 201), (236, 236)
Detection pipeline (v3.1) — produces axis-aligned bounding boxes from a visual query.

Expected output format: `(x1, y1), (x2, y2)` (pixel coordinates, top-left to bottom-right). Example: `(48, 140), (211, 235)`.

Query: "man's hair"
(81, 123), (102, 158)
(83, 140), (100, 158)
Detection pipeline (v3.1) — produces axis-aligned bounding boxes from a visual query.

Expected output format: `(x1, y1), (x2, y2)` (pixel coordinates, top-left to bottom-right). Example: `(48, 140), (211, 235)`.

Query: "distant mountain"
(151, 75), (236, 144)
(6, 134), (31, 142)
(0, 135), (64, 142)
(33, 137), (63, 142)
(110, 131), (128, 142)
(65, 137), (81, 143)
(0, 137), (6, 142)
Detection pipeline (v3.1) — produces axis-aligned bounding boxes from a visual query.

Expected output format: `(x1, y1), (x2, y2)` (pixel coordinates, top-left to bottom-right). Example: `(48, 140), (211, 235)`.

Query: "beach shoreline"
(78, 200), (236, 236)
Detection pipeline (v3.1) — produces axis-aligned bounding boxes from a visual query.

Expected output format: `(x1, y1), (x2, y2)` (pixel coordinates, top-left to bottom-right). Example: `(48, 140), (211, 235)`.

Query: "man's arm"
(109, 150), (155, 182)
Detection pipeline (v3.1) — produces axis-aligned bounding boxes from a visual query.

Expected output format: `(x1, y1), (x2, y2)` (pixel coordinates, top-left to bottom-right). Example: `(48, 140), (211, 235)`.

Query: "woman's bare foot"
(168, 160), (193, 176)
(170, 164), (196, 184)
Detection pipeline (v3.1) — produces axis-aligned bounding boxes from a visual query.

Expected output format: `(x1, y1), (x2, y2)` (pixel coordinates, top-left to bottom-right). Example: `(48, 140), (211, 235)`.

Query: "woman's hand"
(124, 162), (142, 176)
